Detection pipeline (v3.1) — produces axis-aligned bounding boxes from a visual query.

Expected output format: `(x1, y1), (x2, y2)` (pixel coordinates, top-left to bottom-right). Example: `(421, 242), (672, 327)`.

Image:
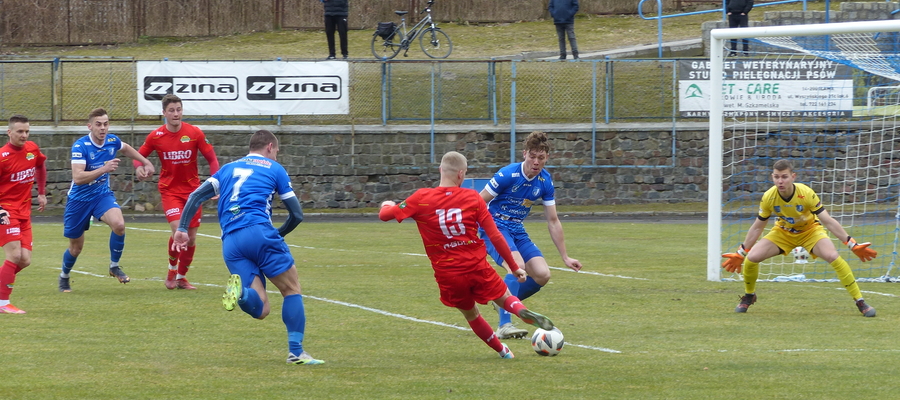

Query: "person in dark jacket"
(726, 0), (753, 55)
(548, 0), (579, 60)
(321, 0), (349, 59)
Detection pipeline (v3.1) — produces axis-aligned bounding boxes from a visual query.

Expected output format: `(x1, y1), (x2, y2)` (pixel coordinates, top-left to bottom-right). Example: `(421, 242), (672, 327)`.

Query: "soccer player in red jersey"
(0, 115), (47, 314)
(379, 151), (555, 359)
(135, 94), (220, 290)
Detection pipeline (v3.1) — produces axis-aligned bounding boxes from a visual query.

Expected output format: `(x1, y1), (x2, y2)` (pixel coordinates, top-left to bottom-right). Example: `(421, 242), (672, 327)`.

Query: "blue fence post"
(489, 59), (498, 126)
(381, 62), (388, 126)
(591, 60), (597, 165)
(509, 61), (518, 164)
(604, 57), (612, 124)
(52, 58), (60, 125)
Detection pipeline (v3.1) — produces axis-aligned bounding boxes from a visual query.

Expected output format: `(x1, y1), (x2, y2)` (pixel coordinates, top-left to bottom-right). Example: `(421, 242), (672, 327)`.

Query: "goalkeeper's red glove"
(721, 244), (748, 273)
(844, 236), (877, 262)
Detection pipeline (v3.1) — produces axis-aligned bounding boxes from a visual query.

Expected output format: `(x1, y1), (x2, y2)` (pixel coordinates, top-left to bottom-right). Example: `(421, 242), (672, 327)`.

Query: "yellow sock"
(743, 260), (759, 294)
(831, 256), (862, 300)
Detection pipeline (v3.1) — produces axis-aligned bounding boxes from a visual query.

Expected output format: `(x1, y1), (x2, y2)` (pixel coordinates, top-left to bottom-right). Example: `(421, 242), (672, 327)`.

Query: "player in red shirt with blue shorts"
(0, 115), (47, 314)
(135, 94), (219, 290)
(379, 151), (555, 359)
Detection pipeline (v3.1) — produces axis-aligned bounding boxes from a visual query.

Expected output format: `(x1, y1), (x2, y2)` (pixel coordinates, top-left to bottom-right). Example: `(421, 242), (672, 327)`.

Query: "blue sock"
(517, 276), (543, 301)
(109, 232), (125, 263)
(238, 286), (264, 319)
(282, 294), (307, 356)
(61, 249), (77, 276)
(498, 274), (519, 326)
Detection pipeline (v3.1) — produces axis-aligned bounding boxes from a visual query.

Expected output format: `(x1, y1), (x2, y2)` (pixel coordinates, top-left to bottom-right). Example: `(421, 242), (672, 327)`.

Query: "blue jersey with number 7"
(207, 154), (296, 236)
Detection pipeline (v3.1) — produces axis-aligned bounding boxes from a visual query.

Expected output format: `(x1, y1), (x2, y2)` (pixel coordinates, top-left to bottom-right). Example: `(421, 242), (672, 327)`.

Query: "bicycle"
(371, 0), (452, 60)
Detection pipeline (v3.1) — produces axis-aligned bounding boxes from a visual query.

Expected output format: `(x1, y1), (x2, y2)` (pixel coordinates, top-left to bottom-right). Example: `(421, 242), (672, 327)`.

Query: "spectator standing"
(321, 0), (349, 60)
(726, 0), (754, 55)
(548, 0), (579, 60)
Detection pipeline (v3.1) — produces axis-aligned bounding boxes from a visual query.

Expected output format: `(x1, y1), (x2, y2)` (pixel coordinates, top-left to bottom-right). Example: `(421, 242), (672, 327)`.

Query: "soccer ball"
(531, 327), (565, 356)
(791, 246), (810, 264)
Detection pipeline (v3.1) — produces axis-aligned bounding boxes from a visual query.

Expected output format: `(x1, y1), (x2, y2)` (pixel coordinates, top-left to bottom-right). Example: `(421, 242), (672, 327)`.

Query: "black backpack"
(375, 22), (396, 40)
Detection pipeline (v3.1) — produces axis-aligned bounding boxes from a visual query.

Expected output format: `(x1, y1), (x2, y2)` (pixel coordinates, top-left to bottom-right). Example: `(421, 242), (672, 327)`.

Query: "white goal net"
(706, 20), (900, 282)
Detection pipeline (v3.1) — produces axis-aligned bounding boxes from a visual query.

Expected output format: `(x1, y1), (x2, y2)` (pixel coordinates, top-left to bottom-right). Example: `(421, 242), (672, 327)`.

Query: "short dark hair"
(249, 130), (278, 152)
(88, 108), (108, 123)
(162, 94), (182, 110)
(773, 159), (793, 172)
(8, 114), (28, 127)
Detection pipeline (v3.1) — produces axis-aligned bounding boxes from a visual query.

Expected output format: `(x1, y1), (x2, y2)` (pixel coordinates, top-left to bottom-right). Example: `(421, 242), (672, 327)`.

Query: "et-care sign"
(137, 61), (349, 116)
(678, 59), (853, 118)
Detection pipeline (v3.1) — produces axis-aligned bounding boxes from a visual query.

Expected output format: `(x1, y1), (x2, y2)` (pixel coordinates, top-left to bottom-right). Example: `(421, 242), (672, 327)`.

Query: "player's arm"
(480, 188), (496, 204)
(119, 142), (155, 180)
(71, 161), (118, 185)
(0, 205), (9, 225)
(173, 179), (218, 251)
(35, 158), (47, 212)
(199, 144), (220, 175)
(817, 209), (877, 262)
(131, 137), (154, 170)
(722, 216), (769, 272)
(478, 209), (522, 275)
(379, 200), (402, 221)
(543, 204), (582, 272)
(277, 195), (303, 237)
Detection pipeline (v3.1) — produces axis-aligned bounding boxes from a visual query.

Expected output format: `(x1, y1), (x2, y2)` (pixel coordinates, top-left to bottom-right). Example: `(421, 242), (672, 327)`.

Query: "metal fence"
(0, 58), (686, 126)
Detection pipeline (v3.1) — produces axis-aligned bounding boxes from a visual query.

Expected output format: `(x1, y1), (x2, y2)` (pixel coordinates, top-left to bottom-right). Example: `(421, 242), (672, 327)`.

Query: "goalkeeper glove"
(721, 244), (748, 273)
(844, 236), (877, 262)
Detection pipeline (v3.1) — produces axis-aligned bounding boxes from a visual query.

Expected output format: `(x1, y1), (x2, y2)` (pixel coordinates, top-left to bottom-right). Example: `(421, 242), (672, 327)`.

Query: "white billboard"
(137, 61), (349, 116)
(678, 59), (854, 117)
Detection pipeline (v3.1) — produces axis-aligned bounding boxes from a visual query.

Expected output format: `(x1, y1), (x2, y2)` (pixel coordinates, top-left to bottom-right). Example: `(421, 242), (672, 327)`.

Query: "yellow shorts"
(763, 224), (830, 258)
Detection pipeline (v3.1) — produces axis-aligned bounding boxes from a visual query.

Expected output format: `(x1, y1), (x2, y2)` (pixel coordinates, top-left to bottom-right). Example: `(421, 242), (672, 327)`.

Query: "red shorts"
(0, 218), (32, 250)
(161, 192), (202, 228)
(435, 260), (508, 310)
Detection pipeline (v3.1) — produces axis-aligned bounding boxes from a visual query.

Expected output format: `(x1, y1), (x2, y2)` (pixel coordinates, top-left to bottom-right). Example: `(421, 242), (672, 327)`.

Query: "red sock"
(468, 315), (504, 352)
(503, 295), (528, 318)
(177, 245), (196, 276)
(0, 260), (18, 301)
(167, 237), (179, 267)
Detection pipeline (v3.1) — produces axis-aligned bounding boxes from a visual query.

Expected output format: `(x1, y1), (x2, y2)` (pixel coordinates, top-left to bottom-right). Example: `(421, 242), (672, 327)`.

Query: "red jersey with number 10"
(138, 122), (216, 196)
(389, 186), (508, 275)
(0, 141), (46, 219)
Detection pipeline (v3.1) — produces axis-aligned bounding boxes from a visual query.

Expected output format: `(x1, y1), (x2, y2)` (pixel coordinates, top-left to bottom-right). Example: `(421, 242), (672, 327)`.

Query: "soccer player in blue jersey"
(172, 129), (323, 365)
(722, 159), (877, 317)
(480, 131), (583, 339)
(58, 108), (155, 292)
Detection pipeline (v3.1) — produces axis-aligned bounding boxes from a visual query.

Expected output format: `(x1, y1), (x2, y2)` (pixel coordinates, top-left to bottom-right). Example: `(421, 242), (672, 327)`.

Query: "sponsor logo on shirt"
(25, 152), (35, 160)
(180, 136), (190, 143)
(162, 150), (193, 161)
(9, 167), (35, 183)
(72, 152), (82, 158)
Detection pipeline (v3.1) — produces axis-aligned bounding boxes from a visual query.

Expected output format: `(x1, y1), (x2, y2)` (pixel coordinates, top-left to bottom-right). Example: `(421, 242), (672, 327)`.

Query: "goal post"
(706, 20), (900, 282)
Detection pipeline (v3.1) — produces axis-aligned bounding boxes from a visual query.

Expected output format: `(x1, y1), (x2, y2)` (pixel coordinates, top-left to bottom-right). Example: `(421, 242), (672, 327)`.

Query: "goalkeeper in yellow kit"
(721, 159), (877, 317)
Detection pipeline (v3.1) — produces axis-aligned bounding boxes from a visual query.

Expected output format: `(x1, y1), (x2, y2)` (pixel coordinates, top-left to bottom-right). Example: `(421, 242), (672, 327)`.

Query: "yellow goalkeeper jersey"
(758, 183), (824, 234)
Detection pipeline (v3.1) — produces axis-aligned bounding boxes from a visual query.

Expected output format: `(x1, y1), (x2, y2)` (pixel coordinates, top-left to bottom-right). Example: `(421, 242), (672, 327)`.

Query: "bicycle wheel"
(371, 32), (403, 60)
(419, 28), (452, 59)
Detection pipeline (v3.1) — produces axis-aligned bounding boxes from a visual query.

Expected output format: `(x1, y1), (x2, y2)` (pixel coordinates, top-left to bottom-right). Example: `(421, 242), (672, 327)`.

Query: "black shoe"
(59, 276), (71, 292)
(326, 56), (336, 60)
(109, 266), (130, 284)
(342, 55), (348, 60)
(856, 299), (876, 317)
(735, 293), (756, 313)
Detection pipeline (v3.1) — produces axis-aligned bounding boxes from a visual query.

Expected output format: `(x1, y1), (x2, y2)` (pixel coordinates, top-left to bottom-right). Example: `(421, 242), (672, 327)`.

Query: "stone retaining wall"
(27, 123), (711, 210)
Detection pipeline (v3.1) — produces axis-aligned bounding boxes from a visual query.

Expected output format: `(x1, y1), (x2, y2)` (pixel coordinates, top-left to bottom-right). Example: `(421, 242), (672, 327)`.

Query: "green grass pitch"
(4, 218), (899, 399)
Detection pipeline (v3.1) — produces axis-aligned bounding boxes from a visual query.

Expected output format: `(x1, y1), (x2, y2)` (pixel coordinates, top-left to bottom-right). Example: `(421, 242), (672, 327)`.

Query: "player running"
(0, 115), (47, 314)
(135, 94), (219, 290)
(59, 108), (155, 292)
(722, 159), (877, 317)
(380, 151), (555, 359)
(480, 131), (582, 339)
(173, 130), (323, 365)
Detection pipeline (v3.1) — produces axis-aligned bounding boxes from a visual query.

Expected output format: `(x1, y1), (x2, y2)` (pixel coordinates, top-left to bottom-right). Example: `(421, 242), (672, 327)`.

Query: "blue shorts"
(480, 225), (543, 268)
(221, 224), (295, 286)
(63, 193), (120, 239)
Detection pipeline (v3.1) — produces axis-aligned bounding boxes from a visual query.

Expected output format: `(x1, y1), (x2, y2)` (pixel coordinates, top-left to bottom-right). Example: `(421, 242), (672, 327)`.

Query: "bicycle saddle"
(395, 11), (409, 16)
